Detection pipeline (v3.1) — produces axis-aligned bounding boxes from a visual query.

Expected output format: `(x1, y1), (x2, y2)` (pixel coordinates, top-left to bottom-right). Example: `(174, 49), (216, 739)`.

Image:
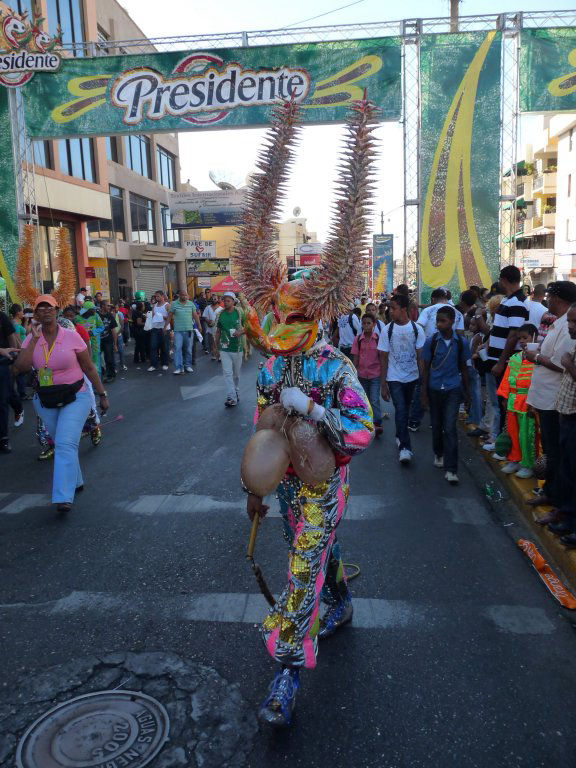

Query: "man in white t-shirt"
(378, 293), (426, 463)
(76, 287), (86, 307)
(148, 291), (171, 371)
(417, 288), (465, 338)
(525, 283), (547, 329)
(202, 295), (223, 360)
(336, 309), (361, 358)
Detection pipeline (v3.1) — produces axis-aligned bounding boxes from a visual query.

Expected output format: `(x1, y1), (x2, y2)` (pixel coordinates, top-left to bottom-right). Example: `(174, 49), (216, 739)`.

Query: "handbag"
(36, 379), (83, 409)
(143, 312), (153, 332)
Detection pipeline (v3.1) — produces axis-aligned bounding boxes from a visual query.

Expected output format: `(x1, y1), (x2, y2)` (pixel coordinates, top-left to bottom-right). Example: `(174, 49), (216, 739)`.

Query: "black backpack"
(348, 312), (359, 336)
(387, 321), (419, 343)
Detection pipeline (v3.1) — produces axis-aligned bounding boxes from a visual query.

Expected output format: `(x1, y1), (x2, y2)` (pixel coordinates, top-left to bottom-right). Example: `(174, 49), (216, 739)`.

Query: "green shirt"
(170, 300), (196, 332)
(217, 308), (242, 352)
(13, 322), (26, 341)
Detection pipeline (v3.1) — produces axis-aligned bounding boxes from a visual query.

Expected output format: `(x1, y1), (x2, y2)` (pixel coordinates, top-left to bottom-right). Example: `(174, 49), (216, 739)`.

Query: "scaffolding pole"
(402, 19), (421, 294)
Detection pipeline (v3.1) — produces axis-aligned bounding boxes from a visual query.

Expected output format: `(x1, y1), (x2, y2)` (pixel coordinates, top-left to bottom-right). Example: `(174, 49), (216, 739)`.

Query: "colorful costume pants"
(262, 465), (351, 669)
(507, 410), (535, 469)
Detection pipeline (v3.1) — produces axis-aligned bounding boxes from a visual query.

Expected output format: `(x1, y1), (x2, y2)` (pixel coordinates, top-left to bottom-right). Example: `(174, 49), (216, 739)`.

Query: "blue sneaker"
(318, 598), (353, 639)
(258, 667), (300, 727)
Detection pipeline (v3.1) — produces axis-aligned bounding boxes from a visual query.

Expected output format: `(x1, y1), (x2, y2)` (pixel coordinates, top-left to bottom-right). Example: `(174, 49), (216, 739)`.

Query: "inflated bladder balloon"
(287, 419), (335, 486)
(241, 428), (291, 497)
(255, 403), (292, 432)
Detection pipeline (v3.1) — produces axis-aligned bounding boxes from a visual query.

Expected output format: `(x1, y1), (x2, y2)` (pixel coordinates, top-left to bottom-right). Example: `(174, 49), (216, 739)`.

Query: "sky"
(117, 0), (575, 247)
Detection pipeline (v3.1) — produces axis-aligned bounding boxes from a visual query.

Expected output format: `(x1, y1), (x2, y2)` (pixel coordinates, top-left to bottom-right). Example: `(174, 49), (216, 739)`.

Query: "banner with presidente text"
(22, 38), (402, 139)
(520, 28), (576, 113)
(420, 31), (501, 298)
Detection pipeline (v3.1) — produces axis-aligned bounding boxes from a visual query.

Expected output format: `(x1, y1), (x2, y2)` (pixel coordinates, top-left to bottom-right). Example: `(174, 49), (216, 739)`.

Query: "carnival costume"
(234, 96), (378, 726)
(497, 352), (536, 470)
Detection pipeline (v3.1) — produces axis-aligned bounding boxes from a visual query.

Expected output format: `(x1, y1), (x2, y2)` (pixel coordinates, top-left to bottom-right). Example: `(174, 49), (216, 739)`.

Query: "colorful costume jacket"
(256, 343), (373, 668)
(497, 352), (535, 469)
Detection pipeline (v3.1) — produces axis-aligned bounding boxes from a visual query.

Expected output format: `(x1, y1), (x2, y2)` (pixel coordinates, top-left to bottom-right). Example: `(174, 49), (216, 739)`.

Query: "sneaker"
(433, 455), (444, 468)
(491, 453), (507, 461)
(90, 427), (102, 446)
(185, 366), (194, 372)
(224, 398), (237, 408)
(162, 365), (169, 371)
(318, 599), (353, 639)
(122, 365), (128, 371)
(399, 448), (413, 464)
(501, 461), (520, 474)
(532, 487), (544, 497)
(38, 445), (54, 460)
(14, 412), (24, 427)
(173, 369), (183, 375)
(407, 423), (419, 433)
(515, 467), (533, 479)
(259, 668), (300, 727)
(147, 366), (156, 372)
(445, 471), (459, 485)
(482, 442), (496, 451)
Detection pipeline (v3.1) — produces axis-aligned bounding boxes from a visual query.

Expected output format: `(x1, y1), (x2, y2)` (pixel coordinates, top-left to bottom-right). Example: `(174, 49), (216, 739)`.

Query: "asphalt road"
(1, 343), (576, 768)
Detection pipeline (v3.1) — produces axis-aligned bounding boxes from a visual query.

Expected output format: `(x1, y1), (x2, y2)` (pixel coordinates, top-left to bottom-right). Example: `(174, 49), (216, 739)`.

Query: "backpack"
(387, 321), (419, 343)
(430, 332), (465, 368)
(348, 312), (359, 336)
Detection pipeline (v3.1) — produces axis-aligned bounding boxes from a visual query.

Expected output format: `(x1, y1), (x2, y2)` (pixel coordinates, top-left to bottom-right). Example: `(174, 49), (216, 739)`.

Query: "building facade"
(549, 114), (576, 282)
(12, 0), (189, 302)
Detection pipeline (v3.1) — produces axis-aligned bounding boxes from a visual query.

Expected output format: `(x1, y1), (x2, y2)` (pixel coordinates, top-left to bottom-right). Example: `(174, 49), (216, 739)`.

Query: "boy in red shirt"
(352, 312), (383, 436)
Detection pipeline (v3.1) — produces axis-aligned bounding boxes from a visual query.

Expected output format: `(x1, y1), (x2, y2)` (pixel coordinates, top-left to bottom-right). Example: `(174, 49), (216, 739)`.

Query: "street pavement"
(1, 343), (576, 767)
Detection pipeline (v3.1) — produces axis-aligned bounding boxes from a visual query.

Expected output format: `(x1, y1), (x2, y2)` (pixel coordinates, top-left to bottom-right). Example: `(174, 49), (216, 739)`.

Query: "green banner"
(0, 89), (20, 302)
(23, 38), (401, 139)
(520, 27), (576, 113)
(420, 31), (501, 298)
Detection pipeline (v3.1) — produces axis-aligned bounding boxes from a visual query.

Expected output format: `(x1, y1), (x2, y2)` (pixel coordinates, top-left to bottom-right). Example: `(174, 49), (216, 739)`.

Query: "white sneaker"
(122, 365), (128, 371)
(162, 365), (169, 371)
(482, 442), (496, 451)
(491, 453), (507, 461)
(14, 412), (24, 427)
(433, 455), (444, 468)
(173, 369), (183, 375)
(185, 366), (194, 372)
(445, 471), (459, 485)
(515, 467), (533, 479)
(399, 448), (413, 464)
(501, 461), (520, 474)
(147, 366), (156, 372)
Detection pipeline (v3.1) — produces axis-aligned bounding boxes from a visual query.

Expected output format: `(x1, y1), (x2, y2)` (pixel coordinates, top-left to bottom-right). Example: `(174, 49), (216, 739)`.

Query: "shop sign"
(0, 10), (61, 88)
(185, 240), (217, 259)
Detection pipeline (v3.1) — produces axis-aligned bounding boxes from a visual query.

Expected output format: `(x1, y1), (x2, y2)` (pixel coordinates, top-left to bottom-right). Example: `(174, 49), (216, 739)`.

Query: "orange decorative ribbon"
(517, 539), (576, 610)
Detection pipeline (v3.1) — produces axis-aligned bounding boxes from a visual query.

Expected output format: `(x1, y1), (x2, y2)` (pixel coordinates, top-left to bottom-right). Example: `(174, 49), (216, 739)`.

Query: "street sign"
(297, 242), (322, 267)
(170, 190), (245, 228)
(185, 240), (217, 259)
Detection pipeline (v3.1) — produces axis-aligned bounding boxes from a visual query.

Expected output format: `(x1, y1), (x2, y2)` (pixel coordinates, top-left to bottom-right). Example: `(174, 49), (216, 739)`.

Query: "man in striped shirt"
(482, 266), (529, 451)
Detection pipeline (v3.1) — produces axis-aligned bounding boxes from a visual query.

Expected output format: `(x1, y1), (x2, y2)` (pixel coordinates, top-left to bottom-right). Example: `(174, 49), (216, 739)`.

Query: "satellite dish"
(293, 206), (302, 217)
(209, 169), (242, 191)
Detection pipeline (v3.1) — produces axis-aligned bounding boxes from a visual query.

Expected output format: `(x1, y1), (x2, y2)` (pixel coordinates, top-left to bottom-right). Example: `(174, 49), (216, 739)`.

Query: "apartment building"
(14, 0), (188, 300)
(549, 114), (576, 282)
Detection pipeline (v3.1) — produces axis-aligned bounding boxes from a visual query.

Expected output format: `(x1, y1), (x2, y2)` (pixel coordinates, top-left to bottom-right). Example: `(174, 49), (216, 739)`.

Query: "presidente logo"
(110, 53), (310, 125)
(0, 9), (61, 88)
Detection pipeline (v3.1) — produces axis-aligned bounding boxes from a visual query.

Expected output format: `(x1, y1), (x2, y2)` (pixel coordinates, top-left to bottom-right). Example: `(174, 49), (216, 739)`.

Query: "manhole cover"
(16, 690), (169, 768)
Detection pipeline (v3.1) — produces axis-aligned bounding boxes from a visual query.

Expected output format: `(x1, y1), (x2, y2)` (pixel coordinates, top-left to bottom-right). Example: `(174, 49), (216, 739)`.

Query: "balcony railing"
(533, 175), (543, 191)
(517, 182), (525, 196)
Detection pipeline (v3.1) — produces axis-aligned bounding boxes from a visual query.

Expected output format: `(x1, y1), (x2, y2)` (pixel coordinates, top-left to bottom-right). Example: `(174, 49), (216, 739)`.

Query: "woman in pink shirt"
(351, 312), (383, 436)
(14, 295), (108, 512)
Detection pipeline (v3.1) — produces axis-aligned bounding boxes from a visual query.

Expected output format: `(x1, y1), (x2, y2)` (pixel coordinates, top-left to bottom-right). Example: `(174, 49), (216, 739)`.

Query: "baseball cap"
(34, 294), (58, 309)
(222, 291), (236, 299)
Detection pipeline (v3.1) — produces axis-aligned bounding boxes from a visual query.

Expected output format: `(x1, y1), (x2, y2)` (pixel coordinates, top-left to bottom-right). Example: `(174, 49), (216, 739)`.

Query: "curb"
(464, 426), (576, 593)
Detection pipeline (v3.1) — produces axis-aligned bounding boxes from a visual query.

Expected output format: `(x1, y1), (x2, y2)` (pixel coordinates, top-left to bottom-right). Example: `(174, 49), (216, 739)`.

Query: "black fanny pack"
(36, 379), (83, 409)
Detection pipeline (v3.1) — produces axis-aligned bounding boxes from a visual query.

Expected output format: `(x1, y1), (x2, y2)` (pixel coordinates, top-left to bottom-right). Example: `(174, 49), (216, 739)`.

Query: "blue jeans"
(115, 333), (125, 368)
(388, 379), (418, 450)
(467, 365), (483, 426)
(174, 330), (192, 370)
(359, 376), (382, 427)
(150, 328), (169, 368)
(409, 381), (423, 427)
(429, 386), (462, 473)
(33, 389), (92, 503)
(0, 362), (10, 440)
(485, 372), (501, 442)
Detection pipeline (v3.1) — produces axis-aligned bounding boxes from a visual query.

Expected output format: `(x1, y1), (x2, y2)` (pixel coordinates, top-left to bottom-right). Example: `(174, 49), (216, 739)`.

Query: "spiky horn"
(232, 98), (302, 311)
(296, 97), (379, 320)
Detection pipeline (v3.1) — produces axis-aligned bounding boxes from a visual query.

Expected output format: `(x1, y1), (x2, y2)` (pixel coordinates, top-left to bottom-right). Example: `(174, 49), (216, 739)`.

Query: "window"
(156, 146), (176, 190)
(106, 136), (118, 163)
(109, 185), (125, 241)
(37, 220), (78, 294)
(58, 138), (95, 182)
(130, 193), (156, 245)
(96, 26), (109, 56)
(9, 1), (35, 15)
(161, 204), (181, 247)
(87, 218), (113, 241)
(124, 135), (151, 178)
(47, 0), (84, 56)
(27, 141), (52, 169)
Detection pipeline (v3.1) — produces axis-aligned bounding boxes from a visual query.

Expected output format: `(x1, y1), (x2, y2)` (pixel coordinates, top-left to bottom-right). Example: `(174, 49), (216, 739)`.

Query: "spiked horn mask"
(233, 96), (379, 357)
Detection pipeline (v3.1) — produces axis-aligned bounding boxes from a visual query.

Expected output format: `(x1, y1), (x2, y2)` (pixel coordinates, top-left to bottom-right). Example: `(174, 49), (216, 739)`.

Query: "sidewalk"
(467, 428), (576, 590)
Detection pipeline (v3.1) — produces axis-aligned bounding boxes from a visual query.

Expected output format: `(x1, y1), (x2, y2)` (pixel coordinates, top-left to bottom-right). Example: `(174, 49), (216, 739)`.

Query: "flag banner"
(420, 31), (501, 296)
(22, 38), (402, 139)
(372, 234), (393, 294)
(520, 28), (576, 113)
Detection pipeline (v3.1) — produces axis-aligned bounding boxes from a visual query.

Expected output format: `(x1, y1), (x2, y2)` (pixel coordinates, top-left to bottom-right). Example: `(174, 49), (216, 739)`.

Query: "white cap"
(222, 291), (236, 299)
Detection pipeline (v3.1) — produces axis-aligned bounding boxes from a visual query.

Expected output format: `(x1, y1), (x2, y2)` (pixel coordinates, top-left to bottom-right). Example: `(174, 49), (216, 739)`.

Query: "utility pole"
(380, 210), (384, 235)
(450, 0), (459, 33)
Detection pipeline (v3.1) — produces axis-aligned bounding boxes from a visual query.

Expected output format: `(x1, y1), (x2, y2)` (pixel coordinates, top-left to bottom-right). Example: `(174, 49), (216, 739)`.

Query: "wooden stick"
(247, 513), (260, 559)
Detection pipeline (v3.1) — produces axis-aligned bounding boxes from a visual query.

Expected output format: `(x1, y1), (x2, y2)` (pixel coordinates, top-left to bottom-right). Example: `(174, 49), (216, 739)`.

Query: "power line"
(284, 0), (367, 29)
